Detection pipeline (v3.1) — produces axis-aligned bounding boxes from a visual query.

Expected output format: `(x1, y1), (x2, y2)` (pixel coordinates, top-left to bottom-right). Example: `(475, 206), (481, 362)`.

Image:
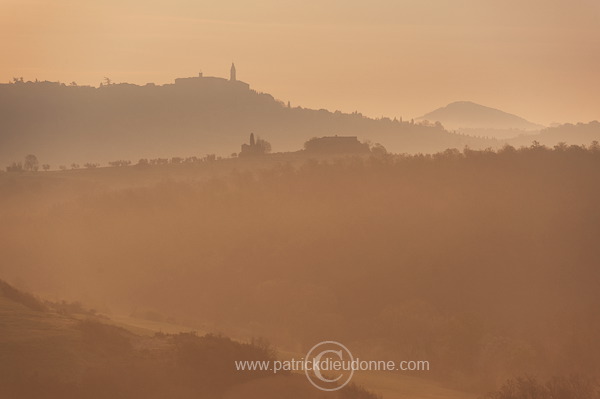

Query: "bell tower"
(230, 63), (236, 82)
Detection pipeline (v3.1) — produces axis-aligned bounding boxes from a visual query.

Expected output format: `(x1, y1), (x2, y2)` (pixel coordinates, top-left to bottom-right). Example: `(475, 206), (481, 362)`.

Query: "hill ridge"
(418, 100), (544, 131)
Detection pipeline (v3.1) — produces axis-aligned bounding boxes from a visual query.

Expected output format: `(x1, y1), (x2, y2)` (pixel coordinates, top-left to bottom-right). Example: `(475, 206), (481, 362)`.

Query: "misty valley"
(2, 142), (600, 398)
(1, 8), (600, 394)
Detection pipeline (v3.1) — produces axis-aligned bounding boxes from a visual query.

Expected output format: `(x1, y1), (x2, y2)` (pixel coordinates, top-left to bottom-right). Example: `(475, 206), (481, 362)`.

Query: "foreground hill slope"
(0, 278), (473, 399)
(0, 279), (378, 399)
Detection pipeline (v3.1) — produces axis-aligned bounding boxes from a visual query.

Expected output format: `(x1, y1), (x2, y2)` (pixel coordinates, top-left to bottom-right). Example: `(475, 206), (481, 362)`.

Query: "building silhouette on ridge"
(230, 63), (236, 82)
(304, 136), (370, 154)
(174, 63), (249, 90)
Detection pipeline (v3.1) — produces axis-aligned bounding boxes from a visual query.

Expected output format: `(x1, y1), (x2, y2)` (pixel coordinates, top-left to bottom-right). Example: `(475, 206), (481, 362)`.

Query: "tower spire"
(230, 63), (236, 82)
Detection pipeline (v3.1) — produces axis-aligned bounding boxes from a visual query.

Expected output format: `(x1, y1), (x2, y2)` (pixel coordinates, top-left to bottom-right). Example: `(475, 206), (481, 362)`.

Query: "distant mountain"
(417, 101), (544, 135)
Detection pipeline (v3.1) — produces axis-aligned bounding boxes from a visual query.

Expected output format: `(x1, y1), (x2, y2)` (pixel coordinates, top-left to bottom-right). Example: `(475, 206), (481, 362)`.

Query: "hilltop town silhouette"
(0, 65), (598, 166)
(174, 63), (250, 91)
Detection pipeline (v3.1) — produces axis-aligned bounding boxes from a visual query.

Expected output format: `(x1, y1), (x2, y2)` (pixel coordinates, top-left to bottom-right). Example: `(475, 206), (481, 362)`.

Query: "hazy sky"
(2, 0), (599, 125)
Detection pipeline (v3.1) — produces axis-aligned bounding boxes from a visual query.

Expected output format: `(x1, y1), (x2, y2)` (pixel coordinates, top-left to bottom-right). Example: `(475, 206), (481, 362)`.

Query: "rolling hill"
(0, 78), (492, 167)
(0, 279), (379, 399)
(0, 277), (476, 399)
(417, 101), (544, 138)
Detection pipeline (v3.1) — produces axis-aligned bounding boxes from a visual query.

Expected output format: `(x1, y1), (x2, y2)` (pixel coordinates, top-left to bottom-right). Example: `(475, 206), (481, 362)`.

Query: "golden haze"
(2, 0), (599, 124)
